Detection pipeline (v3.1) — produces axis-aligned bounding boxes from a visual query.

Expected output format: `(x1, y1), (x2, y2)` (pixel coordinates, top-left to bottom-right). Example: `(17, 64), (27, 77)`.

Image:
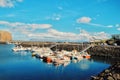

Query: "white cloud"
(45, 14), (61, 21)
(52, 14), (61, 21)
(116, 24), (120, 27)
(58, 6), (63, 10)
(0, 20), (52, 40)
(17, 0), (23, 2)
(87, 23), (114, 28)
(117, 28), (120, 31)
(77, 17), (92, 23)
(28, 24), (52, 29)
(0, 20), (109, 41)
(0, 21), (52, 29)
(5, 14), (16, 17)
(96, 14), (100, 17)
(28, 28), (109, 42)
(107, 25), (113, 28)
(48, 29), (76, 38)
(77, 16), (114, 28)
(0, 0), (23, 8)
(92, 32), (109, 40)
(97, 0), (108, 2)
(55, 17), (60, 21)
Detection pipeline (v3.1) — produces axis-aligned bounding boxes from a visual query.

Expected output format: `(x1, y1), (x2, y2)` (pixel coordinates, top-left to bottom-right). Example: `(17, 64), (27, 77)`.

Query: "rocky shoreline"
(91, 62), (120, 80)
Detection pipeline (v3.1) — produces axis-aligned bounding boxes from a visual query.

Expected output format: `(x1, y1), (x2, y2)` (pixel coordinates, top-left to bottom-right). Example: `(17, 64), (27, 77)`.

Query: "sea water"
(0, 44), (110, 80)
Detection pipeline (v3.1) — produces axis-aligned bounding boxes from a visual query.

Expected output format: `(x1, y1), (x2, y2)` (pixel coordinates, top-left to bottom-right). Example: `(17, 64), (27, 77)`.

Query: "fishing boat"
(82, 52), (91, 59)
(12, 46), (27, 52)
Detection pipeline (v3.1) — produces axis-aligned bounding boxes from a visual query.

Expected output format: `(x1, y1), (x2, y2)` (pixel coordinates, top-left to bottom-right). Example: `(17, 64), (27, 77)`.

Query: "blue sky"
(0, 0), (120, 41)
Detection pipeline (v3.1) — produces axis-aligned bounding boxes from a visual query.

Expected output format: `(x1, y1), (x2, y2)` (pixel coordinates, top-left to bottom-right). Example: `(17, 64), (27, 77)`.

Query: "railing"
(80, 44), (94, 53)
(50, 43), (58, 48)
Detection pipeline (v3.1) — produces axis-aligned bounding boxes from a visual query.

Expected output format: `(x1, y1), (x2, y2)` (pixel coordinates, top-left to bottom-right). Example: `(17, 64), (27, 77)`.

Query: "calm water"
(0, 44), (110, 80)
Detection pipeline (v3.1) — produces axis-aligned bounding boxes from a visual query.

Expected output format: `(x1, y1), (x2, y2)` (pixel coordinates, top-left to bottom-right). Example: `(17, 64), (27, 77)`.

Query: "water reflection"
(13, 51), (27, 56)
(90, 56), (120, 64)
(0, 44), (113, 80)
(78, 59), (90, 70)
(16, 50), (116, 68)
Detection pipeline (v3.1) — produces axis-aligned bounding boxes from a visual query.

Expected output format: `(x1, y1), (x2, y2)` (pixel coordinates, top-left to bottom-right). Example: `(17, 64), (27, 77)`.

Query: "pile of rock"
(91, 62), (120, 80)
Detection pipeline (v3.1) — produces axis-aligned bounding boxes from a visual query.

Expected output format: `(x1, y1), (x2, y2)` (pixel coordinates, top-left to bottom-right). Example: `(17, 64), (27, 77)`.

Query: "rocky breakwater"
(89, 45), (120, 80)
(87, 45), (120, 58)
(91, 62), (120, 80)
(0, 30), (12, 43)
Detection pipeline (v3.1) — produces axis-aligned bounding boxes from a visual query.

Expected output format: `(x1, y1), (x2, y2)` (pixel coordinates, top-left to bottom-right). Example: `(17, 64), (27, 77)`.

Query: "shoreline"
(91, 62), (120, 80)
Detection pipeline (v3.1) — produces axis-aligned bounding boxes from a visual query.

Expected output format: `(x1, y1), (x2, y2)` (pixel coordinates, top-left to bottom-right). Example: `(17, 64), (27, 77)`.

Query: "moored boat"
(82, 52), (91, 59)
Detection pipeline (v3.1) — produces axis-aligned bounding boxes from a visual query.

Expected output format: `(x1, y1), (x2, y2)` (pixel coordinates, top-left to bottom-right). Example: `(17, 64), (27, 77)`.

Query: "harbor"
(0, 0), (120, 79)
(12, 42), (92, 67)
(10, 41), (120, 80)
(0, 30), (120, 80)
(0, 44), (112, 80)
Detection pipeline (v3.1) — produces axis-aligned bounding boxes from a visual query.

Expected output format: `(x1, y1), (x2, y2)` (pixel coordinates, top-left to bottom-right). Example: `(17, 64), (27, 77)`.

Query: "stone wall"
(0, 30), (12, 42)
(87, 45), (120, 58)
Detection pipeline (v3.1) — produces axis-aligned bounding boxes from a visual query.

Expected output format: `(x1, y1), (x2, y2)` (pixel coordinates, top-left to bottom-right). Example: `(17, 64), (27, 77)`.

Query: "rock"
(99, 77), (104, 80)
(105, 69), (110, 73)
(109, 73), (113, 76)
(0, 30), (12, 42)
(91, 76), (99, 80)
(100, 73), (105, 77)
(107, 76), (114, 80)
(116, 74), (120, 80)
(113, 74), (120, 80)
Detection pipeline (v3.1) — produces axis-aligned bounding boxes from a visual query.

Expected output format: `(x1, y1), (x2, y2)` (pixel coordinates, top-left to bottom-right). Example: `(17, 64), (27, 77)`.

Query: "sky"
(0, 0), (120, 42)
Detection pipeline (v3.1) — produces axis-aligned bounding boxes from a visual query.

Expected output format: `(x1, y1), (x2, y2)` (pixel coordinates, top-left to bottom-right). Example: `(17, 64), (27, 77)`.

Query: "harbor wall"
(13, 41), (120, 58)
(87, 45), (120, 58)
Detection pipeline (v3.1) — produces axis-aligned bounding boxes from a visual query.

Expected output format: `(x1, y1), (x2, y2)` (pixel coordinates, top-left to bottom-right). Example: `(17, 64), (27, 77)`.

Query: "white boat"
(31, 47), (53, 58)
(12, 46), (27, 52)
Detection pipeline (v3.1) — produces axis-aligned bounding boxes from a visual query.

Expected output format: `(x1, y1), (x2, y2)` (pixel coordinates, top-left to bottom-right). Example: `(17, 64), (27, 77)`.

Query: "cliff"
(0, 30), (12, 42)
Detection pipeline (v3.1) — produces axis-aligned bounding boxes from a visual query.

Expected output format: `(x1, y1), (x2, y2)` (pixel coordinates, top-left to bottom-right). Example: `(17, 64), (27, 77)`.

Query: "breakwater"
(13, 41), (120, 58)
(88, 45), (120, 58)
(91, 62), (120, 80)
